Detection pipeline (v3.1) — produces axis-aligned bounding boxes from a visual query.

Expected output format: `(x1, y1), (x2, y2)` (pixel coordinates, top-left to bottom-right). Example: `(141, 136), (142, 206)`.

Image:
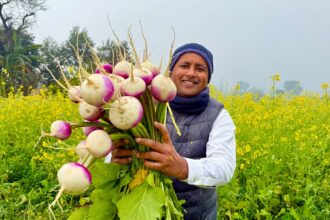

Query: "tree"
(249, 86), (265, 99)
(0, 30), (42, 95)
(284, 80), (303, 95)
(38, 26), (98, 88)
(97, 38), (132, 65)
(0, 0), (46, 50)
(236, 80), (250, 94)
(39, 37), (62, 85)
(60, 26), (95, 68)
(0, 0), (45, 95)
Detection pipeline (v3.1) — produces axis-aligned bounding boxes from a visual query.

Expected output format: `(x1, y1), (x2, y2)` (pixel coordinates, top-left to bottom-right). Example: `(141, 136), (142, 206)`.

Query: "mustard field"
(0, 86), (329, 219)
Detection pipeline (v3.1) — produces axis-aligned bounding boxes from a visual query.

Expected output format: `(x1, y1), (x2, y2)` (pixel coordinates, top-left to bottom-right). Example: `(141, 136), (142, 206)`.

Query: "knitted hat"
(169, 43), (214, 82)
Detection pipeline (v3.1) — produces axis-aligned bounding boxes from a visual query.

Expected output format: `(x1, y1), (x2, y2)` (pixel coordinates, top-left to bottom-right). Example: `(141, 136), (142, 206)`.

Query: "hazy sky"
(31, 0), (330, 92)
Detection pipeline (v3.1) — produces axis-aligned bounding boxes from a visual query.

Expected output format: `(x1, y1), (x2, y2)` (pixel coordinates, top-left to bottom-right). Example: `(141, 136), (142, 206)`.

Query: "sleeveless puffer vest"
(166, 98), (224, 220)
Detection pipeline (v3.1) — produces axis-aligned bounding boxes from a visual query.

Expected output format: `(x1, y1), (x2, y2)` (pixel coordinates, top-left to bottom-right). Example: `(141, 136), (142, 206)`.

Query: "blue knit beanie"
(169, 43), (214, 82)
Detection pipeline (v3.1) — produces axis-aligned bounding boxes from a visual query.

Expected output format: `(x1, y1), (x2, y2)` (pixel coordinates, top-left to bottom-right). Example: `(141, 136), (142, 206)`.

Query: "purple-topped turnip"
(109, 96), (143, 130)
(78, 101), (104, 121)
(47, 120), (72, 140)
(80, 74), (114, 107)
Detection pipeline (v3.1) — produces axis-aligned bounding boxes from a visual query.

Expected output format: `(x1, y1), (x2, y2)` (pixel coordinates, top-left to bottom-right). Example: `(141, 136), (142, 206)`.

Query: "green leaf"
(119, 172), (132, 188)
(88, 199), (116, 220)
(68, 207), (90, 220)
(79, 197), (90, 206)
(90, 182), (118, 201)
(146, 172), (155, 187)
(91, 162), (123, 187)
(117, 182), (166, 220)
(165, 195), (183, 217)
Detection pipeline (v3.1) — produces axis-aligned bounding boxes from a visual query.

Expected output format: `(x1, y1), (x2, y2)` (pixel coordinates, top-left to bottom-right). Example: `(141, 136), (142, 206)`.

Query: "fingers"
(112, 148), (136, 158)
(111, 148), (136, 165)
(136, 138), (165, 153)
(143, 160), (162, 171)
(112, 157), (131, 165)
(112, 139), (129, 148)
(138, 154), (168, 172)
(137, 151), (164, 163)
(154, 122), (172, 144)
(134, 122), (172, 153)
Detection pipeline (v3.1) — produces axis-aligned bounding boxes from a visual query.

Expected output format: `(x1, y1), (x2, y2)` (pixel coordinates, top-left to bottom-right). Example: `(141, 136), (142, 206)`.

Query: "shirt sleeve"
(182, 109), (236, 187)
(104, 152), (112, 163)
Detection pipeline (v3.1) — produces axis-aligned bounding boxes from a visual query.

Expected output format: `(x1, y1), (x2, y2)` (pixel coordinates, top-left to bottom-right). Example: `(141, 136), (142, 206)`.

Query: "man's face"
(170, 53), (209, 97)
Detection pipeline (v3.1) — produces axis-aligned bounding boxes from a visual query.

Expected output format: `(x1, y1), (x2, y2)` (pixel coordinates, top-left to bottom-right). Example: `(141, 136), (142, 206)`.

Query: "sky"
(31, 0), (330, 92)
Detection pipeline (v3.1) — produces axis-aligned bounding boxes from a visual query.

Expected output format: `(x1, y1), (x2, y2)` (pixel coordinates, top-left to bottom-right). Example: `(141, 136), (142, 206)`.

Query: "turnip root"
(80, 74), (114, 107)
(109, 96), (143, 130)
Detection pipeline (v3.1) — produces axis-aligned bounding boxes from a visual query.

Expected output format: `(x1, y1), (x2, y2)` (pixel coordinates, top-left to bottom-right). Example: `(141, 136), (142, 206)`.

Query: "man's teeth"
(182, 80), (196, 85)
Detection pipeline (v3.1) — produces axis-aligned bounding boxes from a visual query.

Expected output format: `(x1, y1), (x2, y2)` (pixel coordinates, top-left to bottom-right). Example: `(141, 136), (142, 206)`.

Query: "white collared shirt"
(182, 109), (236, 187)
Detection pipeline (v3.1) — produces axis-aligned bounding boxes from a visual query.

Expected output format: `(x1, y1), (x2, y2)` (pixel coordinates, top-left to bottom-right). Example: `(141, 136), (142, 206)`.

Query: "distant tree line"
(0, 0), (306, 97)
(234, 80), (304, 97)
(0, 0), (131, 96)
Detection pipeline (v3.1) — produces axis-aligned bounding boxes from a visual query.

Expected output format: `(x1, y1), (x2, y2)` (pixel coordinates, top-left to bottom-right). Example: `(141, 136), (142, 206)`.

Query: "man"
(112, 43), (236, 220)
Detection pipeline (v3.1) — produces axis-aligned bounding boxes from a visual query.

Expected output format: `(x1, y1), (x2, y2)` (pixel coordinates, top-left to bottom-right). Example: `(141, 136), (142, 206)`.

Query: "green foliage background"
(0, 86), (329, 219)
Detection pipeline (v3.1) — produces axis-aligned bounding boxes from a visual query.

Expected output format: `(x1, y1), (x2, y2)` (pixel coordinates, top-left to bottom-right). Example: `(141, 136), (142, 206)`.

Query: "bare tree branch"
(17, 11), (35, 32)
(0, 0), (46, 32)
(0, 1), (12, 28)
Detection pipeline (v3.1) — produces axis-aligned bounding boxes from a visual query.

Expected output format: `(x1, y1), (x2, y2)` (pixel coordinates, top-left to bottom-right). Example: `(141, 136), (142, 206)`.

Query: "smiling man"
(164, 43), (236, 219)
(111, 43), (236, 220)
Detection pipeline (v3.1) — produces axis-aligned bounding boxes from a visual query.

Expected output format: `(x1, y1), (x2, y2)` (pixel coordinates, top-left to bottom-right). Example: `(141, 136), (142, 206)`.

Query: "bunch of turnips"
(42, 26), (184, 220)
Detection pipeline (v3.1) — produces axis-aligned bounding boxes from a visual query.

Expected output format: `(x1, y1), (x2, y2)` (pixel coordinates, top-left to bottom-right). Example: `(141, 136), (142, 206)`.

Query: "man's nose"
(186, 67), (196, 76)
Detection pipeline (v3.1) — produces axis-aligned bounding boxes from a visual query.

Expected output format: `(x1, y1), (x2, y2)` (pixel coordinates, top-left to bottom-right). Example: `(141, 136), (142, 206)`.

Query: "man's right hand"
(111, 139), (136, 165)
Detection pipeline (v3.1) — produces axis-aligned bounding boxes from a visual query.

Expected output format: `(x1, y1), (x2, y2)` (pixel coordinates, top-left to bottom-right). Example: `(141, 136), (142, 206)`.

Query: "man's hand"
(111, 139), (136, 165)
(136, 122), (188, 180)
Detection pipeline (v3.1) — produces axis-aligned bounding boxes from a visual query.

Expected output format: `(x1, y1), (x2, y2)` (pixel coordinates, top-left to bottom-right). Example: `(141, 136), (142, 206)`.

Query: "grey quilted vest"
(166, 98), (224, 220)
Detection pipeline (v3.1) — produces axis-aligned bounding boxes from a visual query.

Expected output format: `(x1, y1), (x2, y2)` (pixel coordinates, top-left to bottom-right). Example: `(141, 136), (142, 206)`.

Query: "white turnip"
(80, 74), (114, 107)
(95, 63), (113, 74)
(78, 101), (104, 121)
(109, 96), (143, 130)
(85, 130), (112, 158)
(49, 163), (91, 217)
(48, 120), (72, 140)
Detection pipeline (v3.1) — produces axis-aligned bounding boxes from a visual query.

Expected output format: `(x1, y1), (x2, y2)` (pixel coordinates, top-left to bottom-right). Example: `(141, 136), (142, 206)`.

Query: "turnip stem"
(164, 27), (176, 77)
(127, 29), (142, 68)
(86, 78), (95, 85)
(83, 155), (95, 168)
(129, 62), (135, 81)
(163, 106), (167, 126)
(107, 16), (125, 61)
(139, 91), (155, 140)
(45, 66), (68, 91)
(70, 121), (111, 129)
(52, 56), (72, 89)
(110, 133), (136, 146)
(139, 20), (149, 62)
(166, 103), (181, 136)
(158, 56), (163, 72)
(68, 41), (90, 80)
(113, 79), (122, 99)
(45, 65), (83, 102)
(80, 153), (91, 166)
